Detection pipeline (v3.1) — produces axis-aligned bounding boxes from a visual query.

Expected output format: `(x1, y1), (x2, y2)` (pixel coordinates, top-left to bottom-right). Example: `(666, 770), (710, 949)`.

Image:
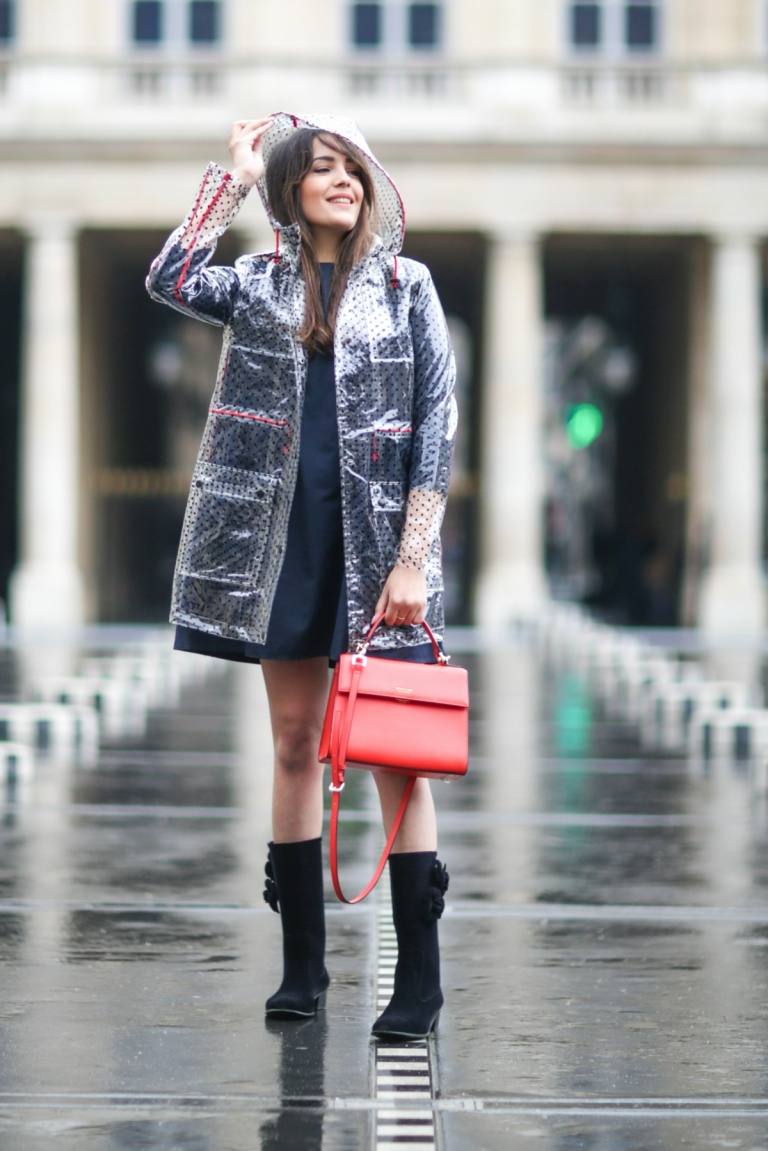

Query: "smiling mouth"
(327, 197), (354, 206)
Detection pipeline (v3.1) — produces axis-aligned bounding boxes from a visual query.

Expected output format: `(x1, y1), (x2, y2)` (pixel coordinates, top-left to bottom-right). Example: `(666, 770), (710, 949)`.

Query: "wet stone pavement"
(1, 632), (768, 1150)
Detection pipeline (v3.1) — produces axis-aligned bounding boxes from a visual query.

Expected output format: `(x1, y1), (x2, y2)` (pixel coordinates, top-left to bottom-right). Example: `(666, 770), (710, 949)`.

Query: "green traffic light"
(566, 403), (604, 449)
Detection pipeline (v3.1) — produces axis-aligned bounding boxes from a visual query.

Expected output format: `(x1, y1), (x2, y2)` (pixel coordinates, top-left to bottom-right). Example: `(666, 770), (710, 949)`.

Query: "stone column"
(699, 233), (765, 636)
(681, 240), (711, 627)
(475, 229), (548, 626)
(8, 218), (86, 629)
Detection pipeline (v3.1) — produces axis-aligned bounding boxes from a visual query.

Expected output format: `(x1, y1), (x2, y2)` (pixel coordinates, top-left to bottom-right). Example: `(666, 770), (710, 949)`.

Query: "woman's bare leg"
(373, 773), (437, 852)
(260, 657), (329, 842)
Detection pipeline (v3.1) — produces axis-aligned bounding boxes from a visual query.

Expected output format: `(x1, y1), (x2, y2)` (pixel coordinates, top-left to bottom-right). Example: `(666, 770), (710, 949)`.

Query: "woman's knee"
(273, 716), (323, 775)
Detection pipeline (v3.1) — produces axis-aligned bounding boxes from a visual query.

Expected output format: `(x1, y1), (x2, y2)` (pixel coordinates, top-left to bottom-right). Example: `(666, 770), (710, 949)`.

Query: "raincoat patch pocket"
(180, 463), (276, 585)
(207, 407), (291, 475)
(370, 333), (413, 363)
(370, 480), (406, 514)
(370, 424), (412, 471)
(369, 480), (406, 569)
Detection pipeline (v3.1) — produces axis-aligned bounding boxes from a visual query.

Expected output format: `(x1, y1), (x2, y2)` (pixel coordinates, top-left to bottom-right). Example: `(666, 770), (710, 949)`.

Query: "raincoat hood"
(255, 111), (406, 262)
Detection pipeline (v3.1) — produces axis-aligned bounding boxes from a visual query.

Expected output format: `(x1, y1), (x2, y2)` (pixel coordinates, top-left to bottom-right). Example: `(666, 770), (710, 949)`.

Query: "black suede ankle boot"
(371, 852), (449, 1041)
(263, 837), (330, 1019)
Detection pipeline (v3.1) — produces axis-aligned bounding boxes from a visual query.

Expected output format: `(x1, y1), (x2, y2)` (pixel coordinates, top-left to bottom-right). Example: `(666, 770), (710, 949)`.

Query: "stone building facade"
(1, 0), (767, 633)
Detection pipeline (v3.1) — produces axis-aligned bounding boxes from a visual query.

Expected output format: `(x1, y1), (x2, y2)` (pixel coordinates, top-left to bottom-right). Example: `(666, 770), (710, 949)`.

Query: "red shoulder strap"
(328, 655), (416, 904)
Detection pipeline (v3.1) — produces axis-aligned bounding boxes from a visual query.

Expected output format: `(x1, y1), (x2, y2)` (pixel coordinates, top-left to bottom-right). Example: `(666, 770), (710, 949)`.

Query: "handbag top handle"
(355, 611), (450, 664)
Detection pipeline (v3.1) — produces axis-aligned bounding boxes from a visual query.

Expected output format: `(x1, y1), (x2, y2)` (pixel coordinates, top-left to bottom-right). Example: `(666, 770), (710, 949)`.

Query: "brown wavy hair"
(265, 129), (376, 355)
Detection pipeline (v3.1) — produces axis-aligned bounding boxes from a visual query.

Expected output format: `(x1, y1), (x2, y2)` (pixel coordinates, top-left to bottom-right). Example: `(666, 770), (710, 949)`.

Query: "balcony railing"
(125, 60), (224, 99)
(561, 62), (679, 106)
(347, 62), (456, 100)
(0, 54), (767, 120)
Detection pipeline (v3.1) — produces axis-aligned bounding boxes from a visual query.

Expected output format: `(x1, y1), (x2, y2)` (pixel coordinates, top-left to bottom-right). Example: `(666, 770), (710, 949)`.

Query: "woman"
(146, 112), (457, 1040)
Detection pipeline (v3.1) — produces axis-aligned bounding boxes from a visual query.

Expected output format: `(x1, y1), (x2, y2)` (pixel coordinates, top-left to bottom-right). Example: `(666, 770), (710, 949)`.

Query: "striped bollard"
(1, 740), (35, 785)
(0, 702), (99, 762)
(640, 679), (748, 753)
(688, 706), (768, 762)
(31, 677), (148, 741)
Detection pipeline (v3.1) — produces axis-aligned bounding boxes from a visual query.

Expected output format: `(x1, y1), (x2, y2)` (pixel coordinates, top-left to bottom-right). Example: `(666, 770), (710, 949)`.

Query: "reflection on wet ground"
(1, 635), (768, 1148)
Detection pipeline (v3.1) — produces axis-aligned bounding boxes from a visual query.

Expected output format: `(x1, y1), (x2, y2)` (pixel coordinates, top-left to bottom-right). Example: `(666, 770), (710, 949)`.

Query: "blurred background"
(1, 0), (767, 637)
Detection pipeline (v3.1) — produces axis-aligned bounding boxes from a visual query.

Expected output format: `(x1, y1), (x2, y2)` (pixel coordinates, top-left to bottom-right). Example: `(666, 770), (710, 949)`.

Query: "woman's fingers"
(227, 115), (275, 175)
(376, 566), (427, 627)
(378, 589), (401, 628)
(232, 116), (274, 135)
(234, 115), (274, 127)
(383, 600), (421, 627)
(228, 116), (274, 148)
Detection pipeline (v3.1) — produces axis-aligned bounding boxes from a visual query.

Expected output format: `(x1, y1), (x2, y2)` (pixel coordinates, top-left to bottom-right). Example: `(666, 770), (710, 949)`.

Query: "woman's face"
(299, 136), (364, 242)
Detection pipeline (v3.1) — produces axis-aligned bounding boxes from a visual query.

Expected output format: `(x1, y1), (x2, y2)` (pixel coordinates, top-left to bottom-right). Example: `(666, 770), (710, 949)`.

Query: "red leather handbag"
(318, 612), (469, 904)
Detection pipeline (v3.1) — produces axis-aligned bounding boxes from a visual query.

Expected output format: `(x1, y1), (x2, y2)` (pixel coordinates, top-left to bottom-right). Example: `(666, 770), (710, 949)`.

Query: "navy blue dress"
(175, 263), (439, 668)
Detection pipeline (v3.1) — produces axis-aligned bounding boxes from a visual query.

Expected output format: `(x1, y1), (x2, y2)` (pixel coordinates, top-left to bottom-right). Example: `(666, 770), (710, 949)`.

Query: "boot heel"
(372, 1003), (441, 1042)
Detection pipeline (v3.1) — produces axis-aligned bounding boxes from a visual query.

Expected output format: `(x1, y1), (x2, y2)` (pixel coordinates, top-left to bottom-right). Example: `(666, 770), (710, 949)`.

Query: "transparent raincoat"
(145, 111), (457, 651)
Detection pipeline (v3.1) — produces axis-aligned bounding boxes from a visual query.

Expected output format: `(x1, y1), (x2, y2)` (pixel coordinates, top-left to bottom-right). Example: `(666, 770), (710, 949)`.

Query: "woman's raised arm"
(145, 116), (274, 326)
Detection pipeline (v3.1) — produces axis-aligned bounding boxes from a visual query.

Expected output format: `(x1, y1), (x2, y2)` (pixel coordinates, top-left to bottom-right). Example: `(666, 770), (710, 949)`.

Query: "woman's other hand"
(375, 565), (427, 627)
(228, 116), (274, 186)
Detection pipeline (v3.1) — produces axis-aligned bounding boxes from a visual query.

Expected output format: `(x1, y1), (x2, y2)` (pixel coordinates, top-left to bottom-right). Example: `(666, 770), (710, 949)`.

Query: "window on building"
(352, 3), (382, 47)
(130, 1), (222, 48)
(566, 0), (661, 55)
(189, 0), (220, 43)
(624, 0), (658, 51)
(0, 0), (15, 44)
(570, 2), (602, 50)
(349, 1), (442, 52)
(133, 0), (163, 43)
(409, 3), (440, 48)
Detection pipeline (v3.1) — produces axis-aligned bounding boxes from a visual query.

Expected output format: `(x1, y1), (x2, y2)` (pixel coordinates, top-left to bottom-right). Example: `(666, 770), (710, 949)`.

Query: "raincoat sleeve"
(145, 162), (252, 326)
(397, 269), (458, 573)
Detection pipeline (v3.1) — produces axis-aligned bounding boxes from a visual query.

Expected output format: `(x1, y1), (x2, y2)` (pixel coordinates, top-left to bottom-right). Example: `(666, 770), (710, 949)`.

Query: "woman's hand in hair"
(228, 116), (274, 186)
(375, 565), (427, 628)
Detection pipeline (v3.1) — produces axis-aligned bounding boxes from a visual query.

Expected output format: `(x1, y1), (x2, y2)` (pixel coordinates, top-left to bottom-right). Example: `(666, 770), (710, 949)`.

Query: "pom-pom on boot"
(263, 837), (330, 1019)
(371, 851), (449, 1041)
